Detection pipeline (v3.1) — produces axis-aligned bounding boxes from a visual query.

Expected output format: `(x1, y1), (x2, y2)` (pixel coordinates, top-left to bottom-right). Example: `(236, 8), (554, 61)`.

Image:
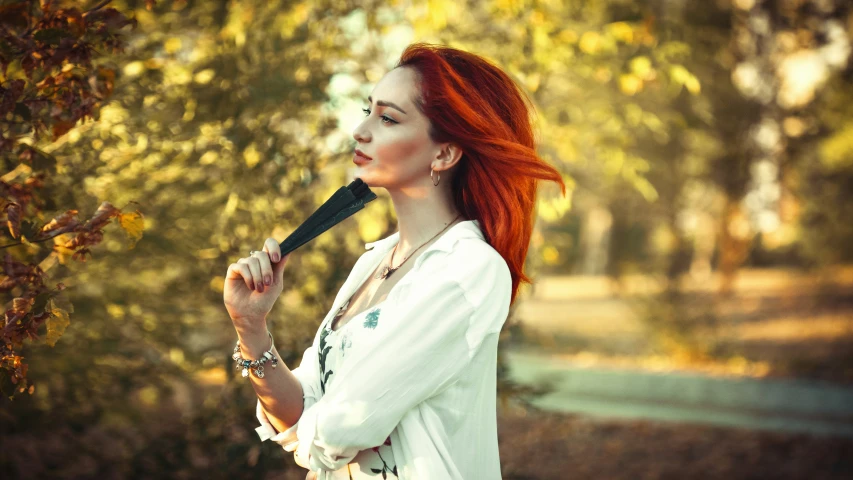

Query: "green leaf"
(34, 28), (72, 45)
(45, 299), (71, 347)
(20, 220), (40, 242)
(31, 148), (58, 173)
(14, 102), (30, 121)
(32, 290), (54, 317)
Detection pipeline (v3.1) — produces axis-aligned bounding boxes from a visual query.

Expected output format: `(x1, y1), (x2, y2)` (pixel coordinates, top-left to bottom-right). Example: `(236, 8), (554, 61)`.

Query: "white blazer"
(255, 219), (512, 479)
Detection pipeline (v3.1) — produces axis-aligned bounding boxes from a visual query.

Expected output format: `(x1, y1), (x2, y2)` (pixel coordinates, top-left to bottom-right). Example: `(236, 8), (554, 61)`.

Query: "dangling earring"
(430, 167), (440, 186)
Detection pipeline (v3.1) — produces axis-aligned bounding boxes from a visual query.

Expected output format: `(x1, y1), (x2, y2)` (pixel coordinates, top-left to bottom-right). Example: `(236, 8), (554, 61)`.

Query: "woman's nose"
(352, 120), (370, 143)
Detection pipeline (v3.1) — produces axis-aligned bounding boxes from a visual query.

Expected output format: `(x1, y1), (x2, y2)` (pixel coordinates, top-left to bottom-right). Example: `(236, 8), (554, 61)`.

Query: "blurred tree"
(720, 0), (852, 291)
(1, 0), (144, 399)
(2, 0), (387, 477)
(792, 70), (853, 266)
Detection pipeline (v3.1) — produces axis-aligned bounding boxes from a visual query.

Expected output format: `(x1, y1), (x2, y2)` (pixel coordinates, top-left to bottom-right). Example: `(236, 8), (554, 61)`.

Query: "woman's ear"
(434, 143), (464, 171)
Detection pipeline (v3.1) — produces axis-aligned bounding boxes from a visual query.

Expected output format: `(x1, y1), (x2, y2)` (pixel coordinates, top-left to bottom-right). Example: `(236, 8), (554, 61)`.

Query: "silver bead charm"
(233, 330), (276, 380)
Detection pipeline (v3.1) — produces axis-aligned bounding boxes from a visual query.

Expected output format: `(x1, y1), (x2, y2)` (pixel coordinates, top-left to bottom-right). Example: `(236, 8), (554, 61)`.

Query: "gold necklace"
(374, 214), (462, 280)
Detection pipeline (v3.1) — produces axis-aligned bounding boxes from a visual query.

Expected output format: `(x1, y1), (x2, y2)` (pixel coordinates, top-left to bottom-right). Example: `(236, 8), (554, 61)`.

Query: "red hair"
(397, 43), (566, 306)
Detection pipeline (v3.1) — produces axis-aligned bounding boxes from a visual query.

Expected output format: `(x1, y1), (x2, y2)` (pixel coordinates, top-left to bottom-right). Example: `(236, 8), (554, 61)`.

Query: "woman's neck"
(387, 183), (462, 255)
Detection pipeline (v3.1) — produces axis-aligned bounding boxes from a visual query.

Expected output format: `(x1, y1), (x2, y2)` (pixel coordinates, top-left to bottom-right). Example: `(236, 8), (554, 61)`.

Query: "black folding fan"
(278, 178), (378, 257)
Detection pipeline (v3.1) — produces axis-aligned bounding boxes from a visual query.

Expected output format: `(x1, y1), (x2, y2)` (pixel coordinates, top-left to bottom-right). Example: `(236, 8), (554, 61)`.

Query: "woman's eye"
(361, 107), (395, 124)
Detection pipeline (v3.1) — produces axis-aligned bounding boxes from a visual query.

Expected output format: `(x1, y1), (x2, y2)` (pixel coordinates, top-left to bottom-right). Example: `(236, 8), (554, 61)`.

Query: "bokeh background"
(2, 0), (853, 478)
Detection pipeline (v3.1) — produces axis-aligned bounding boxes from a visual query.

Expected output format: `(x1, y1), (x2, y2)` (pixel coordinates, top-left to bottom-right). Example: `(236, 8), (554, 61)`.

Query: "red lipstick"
(353, 149), (372, 165)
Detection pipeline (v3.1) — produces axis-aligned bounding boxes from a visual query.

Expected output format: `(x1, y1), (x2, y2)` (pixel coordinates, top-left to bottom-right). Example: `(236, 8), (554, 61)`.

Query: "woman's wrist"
(233, 330), (278, 378)
(231, 314), (267, 333)
(232, 317), (270, 358)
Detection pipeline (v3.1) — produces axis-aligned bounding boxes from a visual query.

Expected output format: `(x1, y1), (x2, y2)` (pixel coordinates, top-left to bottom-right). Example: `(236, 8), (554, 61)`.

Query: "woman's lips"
(353, 150), (373, 165)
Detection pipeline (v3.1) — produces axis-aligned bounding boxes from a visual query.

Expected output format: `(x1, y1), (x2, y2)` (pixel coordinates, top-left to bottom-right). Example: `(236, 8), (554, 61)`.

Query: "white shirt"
(255, 219), (512, 479)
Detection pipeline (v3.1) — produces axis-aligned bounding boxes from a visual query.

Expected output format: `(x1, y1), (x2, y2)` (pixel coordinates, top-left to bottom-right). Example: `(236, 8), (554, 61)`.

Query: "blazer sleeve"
(294, 243), (512, 472)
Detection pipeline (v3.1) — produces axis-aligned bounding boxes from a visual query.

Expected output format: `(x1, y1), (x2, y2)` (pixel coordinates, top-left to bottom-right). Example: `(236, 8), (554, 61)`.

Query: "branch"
(83, 0), (113, 16)
(0, 231), (69, 250)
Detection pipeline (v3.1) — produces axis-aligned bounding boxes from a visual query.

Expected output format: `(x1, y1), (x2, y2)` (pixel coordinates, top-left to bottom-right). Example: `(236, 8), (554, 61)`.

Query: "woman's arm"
(225, 240), (308, 434)
(235, 321), (304, 433)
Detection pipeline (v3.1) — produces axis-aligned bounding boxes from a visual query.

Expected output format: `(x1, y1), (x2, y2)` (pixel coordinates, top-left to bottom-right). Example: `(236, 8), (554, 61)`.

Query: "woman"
(223, 43), (565, 479)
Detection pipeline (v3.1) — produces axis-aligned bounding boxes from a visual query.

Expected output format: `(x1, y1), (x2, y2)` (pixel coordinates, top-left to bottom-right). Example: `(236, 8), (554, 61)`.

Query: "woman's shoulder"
(421, 236), (511, 306)
(445, 236), (507, 270)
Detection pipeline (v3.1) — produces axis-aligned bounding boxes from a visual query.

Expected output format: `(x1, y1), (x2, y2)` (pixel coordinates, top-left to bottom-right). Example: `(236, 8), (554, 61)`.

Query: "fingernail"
(273, 254), (280, 262)
(264, 276), (271, 286)
(257, 283), (264, 292)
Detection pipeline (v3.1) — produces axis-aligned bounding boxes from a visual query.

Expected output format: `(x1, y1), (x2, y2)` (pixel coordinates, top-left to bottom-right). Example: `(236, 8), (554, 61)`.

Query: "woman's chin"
(352, 170), (378, 187)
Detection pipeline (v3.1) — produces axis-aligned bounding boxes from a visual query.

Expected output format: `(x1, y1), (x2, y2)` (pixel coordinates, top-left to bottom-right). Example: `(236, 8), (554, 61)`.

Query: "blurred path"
(515, 267), (853, 353)
(506, 350), (853, 438)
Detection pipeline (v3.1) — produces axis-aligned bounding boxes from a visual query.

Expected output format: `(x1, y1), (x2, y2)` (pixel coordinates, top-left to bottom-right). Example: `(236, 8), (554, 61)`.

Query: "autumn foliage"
(1, 1), (145, 399)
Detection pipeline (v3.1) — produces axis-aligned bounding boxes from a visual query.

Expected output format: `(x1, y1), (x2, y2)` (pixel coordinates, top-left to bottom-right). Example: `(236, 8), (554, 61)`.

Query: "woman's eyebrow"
(367, 96), (407, 115)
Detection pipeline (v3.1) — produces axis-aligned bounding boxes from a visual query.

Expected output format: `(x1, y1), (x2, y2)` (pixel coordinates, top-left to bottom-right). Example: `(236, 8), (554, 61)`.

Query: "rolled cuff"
(256, 399), (318, 470)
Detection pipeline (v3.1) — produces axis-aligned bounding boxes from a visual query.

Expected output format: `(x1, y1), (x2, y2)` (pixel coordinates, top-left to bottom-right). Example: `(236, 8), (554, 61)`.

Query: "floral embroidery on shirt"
(368, 436), (397, 478)
(340, 332), (352, 357)
(319, 326), (333, 394)
(363, 308), (381, 329)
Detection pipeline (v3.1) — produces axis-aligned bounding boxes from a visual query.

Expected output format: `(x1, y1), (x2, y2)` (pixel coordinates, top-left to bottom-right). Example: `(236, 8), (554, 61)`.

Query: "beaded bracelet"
(233, 330), (279, 378)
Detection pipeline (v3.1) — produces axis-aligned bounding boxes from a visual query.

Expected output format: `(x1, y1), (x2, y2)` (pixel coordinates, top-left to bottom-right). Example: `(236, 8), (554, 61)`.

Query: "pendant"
(375, 265), (395, 280)
(241, 368), (249, 378)
(255, 366), (265, 378)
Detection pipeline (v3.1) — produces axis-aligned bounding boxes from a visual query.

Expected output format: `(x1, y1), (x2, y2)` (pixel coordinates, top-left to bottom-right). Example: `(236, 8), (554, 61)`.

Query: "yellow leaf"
(52, 233), (76, 265)
(45, 300), (70, 347)
(685, 75), (701, 94)
(537, 191), (572, 222)
(619, 74), (643, 95)
(542, 245), (560, 265)
(123, 61), (144, 78)
(558, 29), (578, 44)
(629, 56), (653, 79)
(194, 68), (215, 84)
(118, 211), (145, 249)
(37, 252), (59, 273)
(669, 64), (690, 85)
(164, 37), (183, 54)
(607, 22), (634, 43)
(579, 31), (601, 54)
(243, 143), (261, 168)
(209, 275), (225, 293)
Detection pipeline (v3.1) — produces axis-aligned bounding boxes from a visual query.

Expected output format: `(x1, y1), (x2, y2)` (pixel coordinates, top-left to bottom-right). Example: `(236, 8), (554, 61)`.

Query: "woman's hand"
(224, 237), (291, 328)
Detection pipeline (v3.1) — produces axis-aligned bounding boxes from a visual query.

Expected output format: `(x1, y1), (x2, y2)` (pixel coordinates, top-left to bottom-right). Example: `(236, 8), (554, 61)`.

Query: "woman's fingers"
(263, 237), (282, 263)
(226, 262), (255, 291)
(239, 256), (265, 292)
(253, 248), (274, 287)
(228, 239), (282, 294)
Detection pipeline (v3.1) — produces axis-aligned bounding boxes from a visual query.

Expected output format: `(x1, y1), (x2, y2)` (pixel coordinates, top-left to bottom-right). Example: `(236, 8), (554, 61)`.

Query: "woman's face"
(352, 67), (441, 190)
